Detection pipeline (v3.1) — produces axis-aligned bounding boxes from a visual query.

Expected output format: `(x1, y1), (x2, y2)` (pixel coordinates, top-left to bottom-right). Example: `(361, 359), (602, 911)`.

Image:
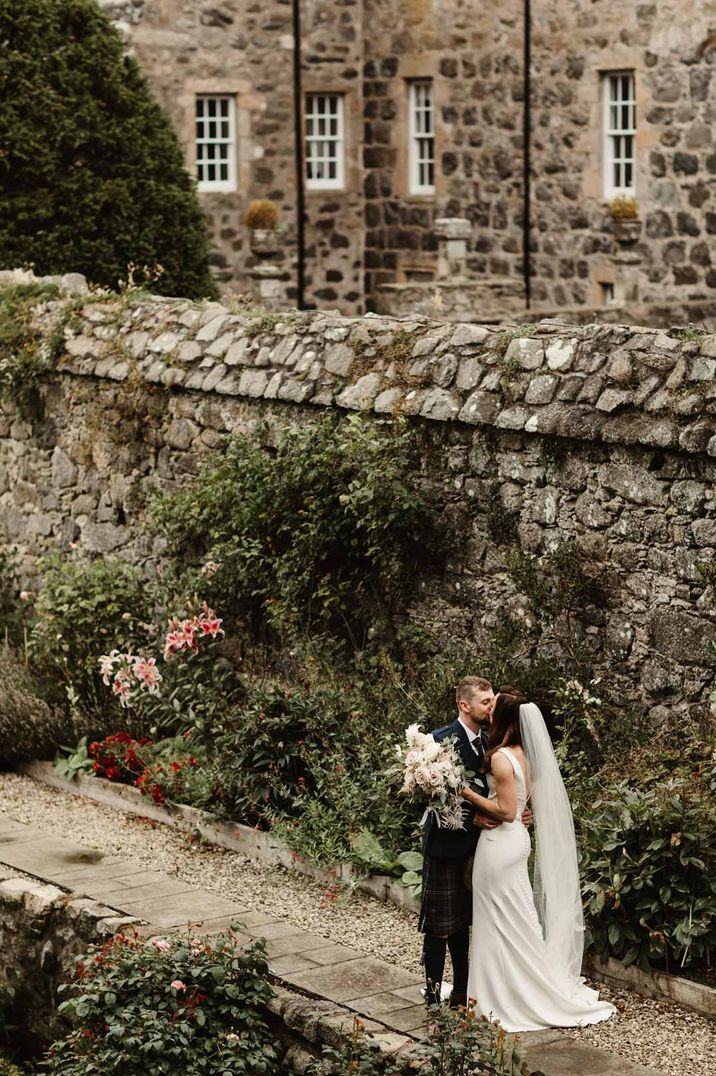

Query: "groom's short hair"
(456, 676), (493, 705)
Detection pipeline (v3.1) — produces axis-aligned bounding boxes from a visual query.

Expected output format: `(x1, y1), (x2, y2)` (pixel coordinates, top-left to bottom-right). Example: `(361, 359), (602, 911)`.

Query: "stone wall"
(0, 870), (138, 1044)
(4, 285), (716, 721)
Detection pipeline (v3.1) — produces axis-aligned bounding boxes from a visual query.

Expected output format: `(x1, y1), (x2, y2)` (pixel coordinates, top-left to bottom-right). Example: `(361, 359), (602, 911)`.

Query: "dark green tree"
(0, 0), (218, 299)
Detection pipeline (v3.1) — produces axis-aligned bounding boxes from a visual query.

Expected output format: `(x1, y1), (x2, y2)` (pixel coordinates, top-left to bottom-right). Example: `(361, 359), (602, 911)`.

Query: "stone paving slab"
(263, 932), (335, 959)
(91, 877), (197, 904)
(286, 955), (421, 1003)
(309, 943), (363, 966)
(524, 1039), (664, 1075)
(0, 809), (668, 1076)
(349, 991), (422, 1018)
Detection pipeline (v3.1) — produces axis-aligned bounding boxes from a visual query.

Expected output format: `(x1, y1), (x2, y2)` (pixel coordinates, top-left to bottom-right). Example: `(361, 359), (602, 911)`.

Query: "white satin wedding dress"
(467, 745), (615, 1032)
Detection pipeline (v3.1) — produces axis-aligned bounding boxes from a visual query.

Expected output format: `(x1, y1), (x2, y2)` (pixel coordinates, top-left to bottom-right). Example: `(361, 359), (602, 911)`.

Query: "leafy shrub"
(42, 926), (279, 1075)
(0, 282), (65, 417)
(580, 751), (716, 971)
(30, 556), (150, 712)
(0, 649), (77, 765)
(151, 414), (435, 652)
(210, 683), (350, 823)
(310, 1007), (530, 1076)
(0, 0), (217, 300)
(271, 735), (416, 867)
(0, 1058), (24, 1076)
(0, 544), (25, 645)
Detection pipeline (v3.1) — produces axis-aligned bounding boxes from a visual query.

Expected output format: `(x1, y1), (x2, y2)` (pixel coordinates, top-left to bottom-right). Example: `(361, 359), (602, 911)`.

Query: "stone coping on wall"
(21, 762), (716, 1023)
(20, 283), (716, 455)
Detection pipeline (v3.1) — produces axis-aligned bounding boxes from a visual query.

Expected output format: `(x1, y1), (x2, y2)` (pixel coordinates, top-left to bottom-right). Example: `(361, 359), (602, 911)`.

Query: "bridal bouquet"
(396, 723), (472, 830)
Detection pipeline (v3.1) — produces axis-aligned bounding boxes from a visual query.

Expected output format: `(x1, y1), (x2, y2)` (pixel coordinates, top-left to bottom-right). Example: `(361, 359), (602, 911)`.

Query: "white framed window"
(305, 93), (344, 190)
(602, 71), (636, 198)
(195, 95), (237, 192)
(408, 81), (435, 195)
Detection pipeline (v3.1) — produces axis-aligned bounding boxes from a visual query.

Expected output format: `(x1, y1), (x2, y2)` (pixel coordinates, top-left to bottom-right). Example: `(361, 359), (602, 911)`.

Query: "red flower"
(170, 761), (182, 773)
(105, 766), (119, 781)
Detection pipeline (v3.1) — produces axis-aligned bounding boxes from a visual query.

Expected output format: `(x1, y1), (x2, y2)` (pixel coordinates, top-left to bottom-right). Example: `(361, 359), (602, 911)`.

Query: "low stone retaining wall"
(21, 761), (716, 1022)
(0, 868), (138, 1045)
(584, 954), (716, 1021)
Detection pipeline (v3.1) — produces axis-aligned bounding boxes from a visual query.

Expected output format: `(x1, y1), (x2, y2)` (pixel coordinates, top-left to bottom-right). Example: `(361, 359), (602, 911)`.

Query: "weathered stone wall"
(0, 870), (138, 1044)
(4, 288), (716, 722)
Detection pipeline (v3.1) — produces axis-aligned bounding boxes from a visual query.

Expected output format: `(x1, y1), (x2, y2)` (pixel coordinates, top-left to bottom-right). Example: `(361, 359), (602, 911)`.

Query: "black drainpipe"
(523, 0), (532, 309)
(292, 0), (306, 309)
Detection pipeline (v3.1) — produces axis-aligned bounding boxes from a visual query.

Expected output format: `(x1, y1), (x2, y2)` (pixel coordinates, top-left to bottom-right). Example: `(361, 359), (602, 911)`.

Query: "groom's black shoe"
(448, 991), (467, 1010)
(423, 935), (447, 1009)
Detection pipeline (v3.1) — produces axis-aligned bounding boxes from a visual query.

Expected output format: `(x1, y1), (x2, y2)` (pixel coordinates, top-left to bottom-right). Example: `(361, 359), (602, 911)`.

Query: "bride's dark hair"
(483, 690), (525, 771)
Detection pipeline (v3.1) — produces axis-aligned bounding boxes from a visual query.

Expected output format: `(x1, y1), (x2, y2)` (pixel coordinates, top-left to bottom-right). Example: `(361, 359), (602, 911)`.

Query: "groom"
(420, 675), (497, 1010)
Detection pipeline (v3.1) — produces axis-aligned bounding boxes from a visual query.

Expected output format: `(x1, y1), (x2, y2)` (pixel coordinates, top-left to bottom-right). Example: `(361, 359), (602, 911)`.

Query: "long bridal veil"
(519, 701), (585, 986)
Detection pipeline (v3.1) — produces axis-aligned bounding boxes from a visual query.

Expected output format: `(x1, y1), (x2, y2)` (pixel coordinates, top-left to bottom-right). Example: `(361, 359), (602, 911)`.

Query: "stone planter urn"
(613, 217), (642, 244)
(250, 228), (279, 257)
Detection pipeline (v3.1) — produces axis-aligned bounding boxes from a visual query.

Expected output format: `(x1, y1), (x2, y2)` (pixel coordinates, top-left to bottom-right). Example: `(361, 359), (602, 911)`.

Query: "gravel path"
(1, 771), (715, 1076)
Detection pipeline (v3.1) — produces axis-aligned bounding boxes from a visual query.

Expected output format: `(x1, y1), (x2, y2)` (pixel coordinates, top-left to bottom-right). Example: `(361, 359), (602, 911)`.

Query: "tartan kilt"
(418, 854), (472, 935)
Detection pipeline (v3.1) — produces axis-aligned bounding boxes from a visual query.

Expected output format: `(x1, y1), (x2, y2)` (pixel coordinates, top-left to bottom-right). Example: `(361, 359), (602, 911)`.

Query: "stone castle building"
(103, 0), (716, 321)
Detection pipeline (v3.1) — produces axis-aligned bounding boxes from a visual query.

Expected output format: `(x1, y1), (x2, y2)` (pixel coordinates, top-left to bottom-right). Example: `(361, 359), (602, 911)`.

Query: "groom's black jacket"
(423, 720), (490, 860)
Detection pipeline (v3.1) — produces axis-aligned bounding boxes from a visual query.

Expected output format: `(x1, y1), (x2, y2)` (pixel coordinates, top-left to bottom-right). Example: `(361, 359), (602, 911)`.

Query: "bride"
(460, 689), (616, 1031)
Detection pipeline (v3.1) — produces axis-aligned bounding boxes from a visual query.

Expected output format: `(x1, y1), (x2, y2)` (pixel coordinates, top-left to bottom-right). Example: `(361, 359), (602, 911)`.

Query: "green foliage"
(0, 0), (217, 300)
(271, 734), (416, 868)
(29, 556), (150, 712)
(0, 544), (24, 645)
(54, 735), (93, 779)
(580, 765), (716, 971)
(42, 926), (278, 1075)
(209, 683), (350, 823)
(0, 1058), (24, 1076)
(151, 414), (434, 652)
(0, 283), (64, 417)
(310, 1008), (530, 1076)
(507, 540), (606, 621)
(0, 648), (77, 765)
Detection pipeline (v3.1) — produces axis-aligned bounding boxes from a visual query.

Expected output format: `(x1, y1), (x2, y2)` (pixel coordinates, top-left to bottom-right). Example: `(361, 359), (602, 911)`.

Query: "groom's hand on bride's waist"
(521, 807), (533, 827)
(473, 814), (500, 829)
